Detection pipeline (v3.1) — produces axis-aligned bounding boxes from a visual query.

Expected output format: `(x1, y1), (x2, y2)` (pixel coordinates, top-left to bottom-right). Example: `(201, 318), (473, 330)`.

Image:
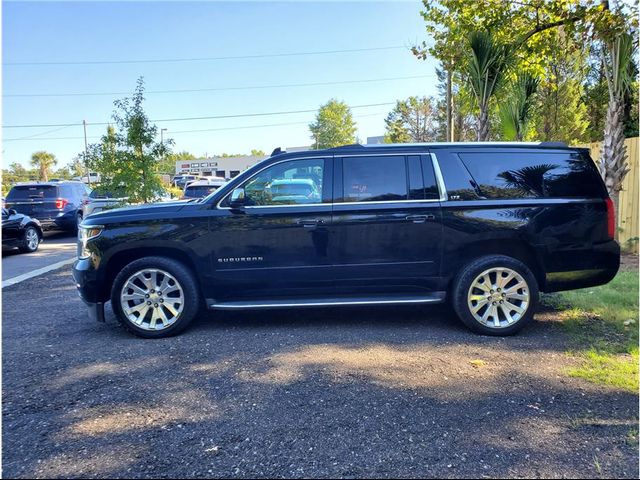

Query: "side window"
(407, 156), (424, 200)
(421, 156), (440, 200)
(435, 150), (481, 200)
(342, 155), (407, 202)
(241, 158), (325, 206)
(458, 151), (605, 199)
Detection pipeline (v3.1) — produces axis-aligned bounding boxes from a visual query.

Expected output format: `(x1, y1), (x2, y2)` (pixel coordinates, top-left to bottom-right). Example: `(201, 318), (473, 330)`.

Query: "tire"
(111, 256), (201, 338)
(18, 226), (40, 253)
(451, 255), (539, 336)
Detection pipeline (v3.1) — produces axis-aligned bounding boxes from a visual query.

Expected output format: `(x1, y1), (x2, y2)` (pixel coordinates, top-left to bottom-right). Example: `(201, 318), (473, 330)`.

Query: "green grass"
(542, 271), (639, 392)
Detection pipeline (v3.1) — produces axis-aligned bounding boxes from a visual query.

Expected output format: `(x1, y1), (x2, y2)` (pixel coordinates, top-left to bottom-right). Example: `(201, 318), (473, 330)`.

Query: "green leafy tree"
(85, 78), (171, 203)
(500, 73), (539, 141)
(598, 31), (636, 209)
(309, 99), (357, 149)
(160, 150), (196, 175)
(383, 96), (438, 143)
(465, 31), (512, 141)
(250, 149), (265, 156)
(30, 151), (57, 181)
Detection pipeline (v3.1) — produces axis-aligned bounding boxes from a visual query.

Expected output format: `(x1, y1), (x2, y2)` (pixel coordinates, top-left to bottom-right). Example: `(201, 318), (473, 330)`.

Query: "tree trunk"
(599, 96), (628, 241)
(477, 106), (489, 141)
(599, 97), (629, 195)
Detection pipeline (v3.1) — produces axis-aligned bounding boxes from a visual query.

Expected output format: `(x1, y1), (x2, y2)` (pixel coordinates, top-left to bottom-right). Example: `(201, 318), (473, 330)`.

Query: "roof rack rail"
(331, 144), (365, 150)
(539, 141), (567, 147)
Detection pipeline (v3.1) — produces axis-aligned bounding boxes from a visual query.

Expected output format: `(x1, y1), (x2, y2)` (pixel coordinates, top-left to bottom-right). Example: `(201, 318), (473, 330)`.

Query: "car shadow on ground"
(3, 269), (638, 478)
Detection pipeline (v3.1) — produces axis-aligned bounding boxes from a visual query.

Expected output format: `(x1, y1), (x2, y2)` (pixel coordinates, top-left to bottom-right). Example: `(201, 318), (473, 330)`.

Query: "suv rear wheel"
(451, 255), (538, 336)
(111, 256), (201, 338)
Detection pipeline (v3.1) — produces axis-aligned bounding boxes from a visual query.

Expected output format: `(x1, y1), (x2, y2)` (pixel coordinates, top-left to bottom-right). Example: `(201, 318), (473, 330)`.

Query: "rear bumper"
(542, 240), (620, 292)
(38, 212), (77, 230)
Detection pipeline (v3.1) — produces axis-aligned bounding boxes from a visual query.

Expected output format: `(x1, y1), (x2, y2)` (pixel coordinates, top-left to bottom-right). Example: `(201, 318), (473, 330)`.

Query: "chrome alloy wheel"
(467, 267), (530, 329)
(25, 228), (39, 251)
(120, 268), (185, 331)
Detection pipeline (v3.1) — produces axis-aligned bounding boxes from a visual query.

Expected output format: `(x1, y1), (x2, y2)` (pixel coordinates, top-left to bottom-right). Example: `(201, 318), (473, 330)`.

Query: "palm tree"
(599, 32), (635, 218)
(499, 73), (539, 141)
(30, 151), (57, 181)
(465, 31), (512, 141)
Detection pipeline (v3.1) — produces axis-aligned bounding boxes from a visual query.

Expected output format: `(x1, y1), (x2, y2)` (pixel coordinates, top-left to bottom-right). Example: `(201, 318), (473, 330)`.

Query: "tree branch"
(516, 14), (587, 48)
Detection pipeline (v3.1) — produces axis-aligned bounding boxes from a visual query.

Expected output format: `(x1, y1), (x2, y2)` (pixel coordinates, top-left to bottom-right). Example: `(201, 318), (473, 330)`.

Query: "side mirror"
(229, 188), (246, 211)
(9, 208), (18, 216)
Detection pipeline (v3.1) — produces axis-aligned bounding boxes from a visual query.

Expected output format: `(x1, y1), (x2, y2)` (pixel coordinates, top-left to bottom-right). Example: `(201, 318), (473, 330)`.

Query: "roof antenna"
(271, 147), (286, 156)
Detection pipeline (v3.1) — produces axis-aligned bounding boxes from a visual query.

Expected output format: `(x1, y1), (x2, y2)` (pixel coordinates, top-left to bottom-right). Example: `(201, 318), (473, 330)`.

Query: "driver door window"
(241, 158), (325, 206)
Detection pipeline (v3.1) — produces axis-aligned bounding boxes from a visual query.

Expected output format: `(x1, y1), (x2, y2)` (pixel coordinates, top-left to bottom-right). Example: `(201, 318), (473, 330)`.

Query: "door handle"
(297, 219), (323, 227)
(406, 214), (435, 223)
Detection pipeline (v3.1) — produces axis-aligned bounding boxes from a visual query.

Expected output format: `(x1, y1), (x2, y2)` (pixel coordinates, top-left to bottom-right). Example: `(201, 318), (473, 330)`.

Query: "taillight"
(55, 198), (68, 209)
(605, 197), (615, 239)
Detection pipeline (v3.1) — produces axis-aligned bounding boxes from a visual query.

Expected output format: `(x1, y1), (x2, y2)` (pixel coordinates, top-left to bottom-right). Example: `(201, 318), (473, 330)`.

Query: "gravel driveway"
(3, 268), (638, 478)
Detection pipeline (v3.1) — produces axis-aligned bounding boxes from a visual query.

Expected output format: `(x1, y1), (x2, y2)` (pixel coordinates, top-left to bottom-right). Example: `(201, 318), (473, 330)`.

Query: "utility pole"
(83, 120), (91, 187)
(160, 128), (167, 172)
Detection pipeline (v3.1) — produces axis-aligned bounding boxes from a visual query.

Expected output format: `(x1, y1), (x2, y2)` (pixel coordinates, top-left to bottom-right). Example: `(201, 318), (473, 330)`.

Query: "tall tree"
(309, 99), (357, 149)
(85, 78), (171, 202)
(383, 96), (438, 143)
(500, 73), (539, 141)
(30, 151), (57, 181)
(465, 31), (512, 141)
(598, 31), (636, 208)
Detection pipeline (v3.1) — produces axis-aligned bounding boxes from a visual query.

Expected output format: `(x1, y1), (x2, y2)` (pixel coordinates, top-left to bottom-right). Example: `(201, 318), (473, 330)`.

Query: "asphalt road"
(2, 231), (77, 282)
(2, 267), (638, 478)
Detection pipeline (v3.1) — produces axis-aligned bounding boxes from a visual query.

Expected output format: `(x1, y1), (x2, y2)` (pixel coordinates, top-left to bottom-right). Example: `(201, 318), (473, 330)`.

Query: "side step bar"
(207, 292), (446, 310)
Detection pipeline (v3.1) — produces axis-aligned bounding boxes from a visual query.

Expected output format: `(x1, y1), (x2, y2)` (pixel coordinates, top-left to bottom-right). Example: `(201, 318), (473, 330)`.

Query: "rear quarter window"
(458, 151), (606, 199)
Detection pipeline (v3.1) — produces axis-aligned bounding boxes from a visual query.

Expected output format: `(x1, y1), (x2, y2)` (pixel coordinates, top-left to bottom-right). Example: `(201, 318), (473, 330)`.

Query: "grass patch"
(542, 271), (639, 392)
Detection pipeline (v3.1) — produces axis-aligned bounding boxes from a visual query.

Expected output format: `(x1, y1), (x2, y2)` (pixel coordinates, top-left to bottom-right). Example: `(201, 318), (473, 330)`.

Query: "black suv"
(6, 181), (90, 231)
(73, 143), (619, 338)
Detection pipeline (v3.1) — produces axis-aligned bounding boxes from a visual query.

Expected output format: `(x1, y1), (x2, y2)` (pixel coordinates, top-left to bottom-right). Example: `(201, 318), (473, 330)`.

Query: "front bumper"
(73, 258), (106, 322)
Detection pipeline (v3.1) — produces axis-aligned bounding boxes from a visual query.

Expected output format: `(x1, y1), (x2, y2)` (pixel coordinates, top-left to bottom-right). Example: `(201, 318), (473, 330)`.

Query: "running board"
(207, 292), (446, 310)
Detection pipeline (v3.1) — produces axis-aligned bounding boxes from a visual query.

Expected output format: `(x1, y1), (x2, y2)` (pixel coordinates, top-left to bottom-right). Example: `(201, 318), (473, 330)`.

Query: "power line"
(3, 111), (388, 142)
(4, 45), (407, 66)
(3, 102), (395, 129)
(4, 74), (434, 98)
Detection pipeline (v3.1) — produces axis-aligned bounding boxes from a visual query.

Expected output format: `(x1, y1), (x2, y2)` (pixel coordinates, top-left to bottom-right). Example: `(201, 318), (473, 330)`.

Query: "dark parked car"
(5, 181), (90, 231)
(74, 142), (619, 338)
(2, 208), (43, 253)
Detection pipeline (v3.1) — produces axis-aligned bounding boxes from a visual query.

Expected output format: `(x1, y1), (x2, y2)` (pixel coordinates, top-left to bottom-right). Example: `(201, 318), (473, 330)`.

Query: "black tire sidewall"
(452, 255), (539, 336)
(111, 256), (201, 338)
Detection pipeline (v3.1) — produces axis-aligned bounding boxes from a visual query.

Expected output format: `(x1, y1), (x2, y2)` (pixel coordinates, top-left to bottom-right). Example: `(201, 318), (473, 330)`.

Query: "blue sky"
(2, 1), (438, 168)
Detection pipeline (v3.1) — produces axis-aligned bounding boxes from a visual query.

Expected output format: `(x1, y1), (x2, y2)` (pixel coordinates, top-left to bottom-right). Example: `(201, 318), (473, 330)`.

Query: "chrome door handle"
(297, 219), (323, 227)
(406, 214), (435, 223)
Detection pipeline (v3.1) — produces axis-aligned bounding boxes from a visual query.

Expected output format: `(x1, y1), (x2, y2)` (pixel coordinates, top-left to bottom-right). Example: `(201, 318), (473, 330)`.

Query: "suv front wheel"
(111, 256), (201, 338)
(452, 255), (539, 336)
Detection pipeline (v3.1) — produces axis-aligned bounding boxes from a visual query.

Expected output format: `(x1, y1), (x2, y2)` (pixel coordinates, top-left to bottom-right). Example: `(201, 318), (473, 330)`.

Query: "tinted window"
(342, 156), (407, 202)
(459, 151), (606, 199)
(408, 156), (424, 200)
(7, 185), (58, 200)
(241, 158), (324, 206)
(421, 156), (440, 200)
(435, 150), (481, 200)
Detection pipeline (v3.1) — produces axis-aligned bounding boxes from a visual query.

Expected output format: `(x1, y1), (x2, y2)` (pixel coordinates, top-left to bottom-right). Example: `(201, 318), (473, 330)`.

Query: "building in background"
(175, 155), (266, 178)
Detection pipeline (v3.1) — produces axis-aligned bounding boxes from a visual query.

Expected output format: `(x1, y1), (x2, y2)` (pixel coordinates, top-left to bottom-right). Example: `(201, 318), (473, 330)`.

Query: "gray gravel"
(3, 268), (638, 478)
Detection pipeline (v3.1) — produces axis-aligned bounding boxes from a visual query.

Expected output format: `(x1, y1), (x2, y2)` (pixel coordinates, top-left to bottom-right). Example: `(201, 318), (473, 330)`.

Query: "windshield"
(185, 185), (219, 198)
(7, 185), (58, 200)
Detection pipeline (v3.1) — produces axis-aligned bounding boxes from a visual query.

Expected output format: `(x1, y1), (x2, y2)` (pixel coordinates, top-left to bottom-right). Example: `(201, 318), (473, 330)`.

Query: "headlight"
(78, 225), (104, 259)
